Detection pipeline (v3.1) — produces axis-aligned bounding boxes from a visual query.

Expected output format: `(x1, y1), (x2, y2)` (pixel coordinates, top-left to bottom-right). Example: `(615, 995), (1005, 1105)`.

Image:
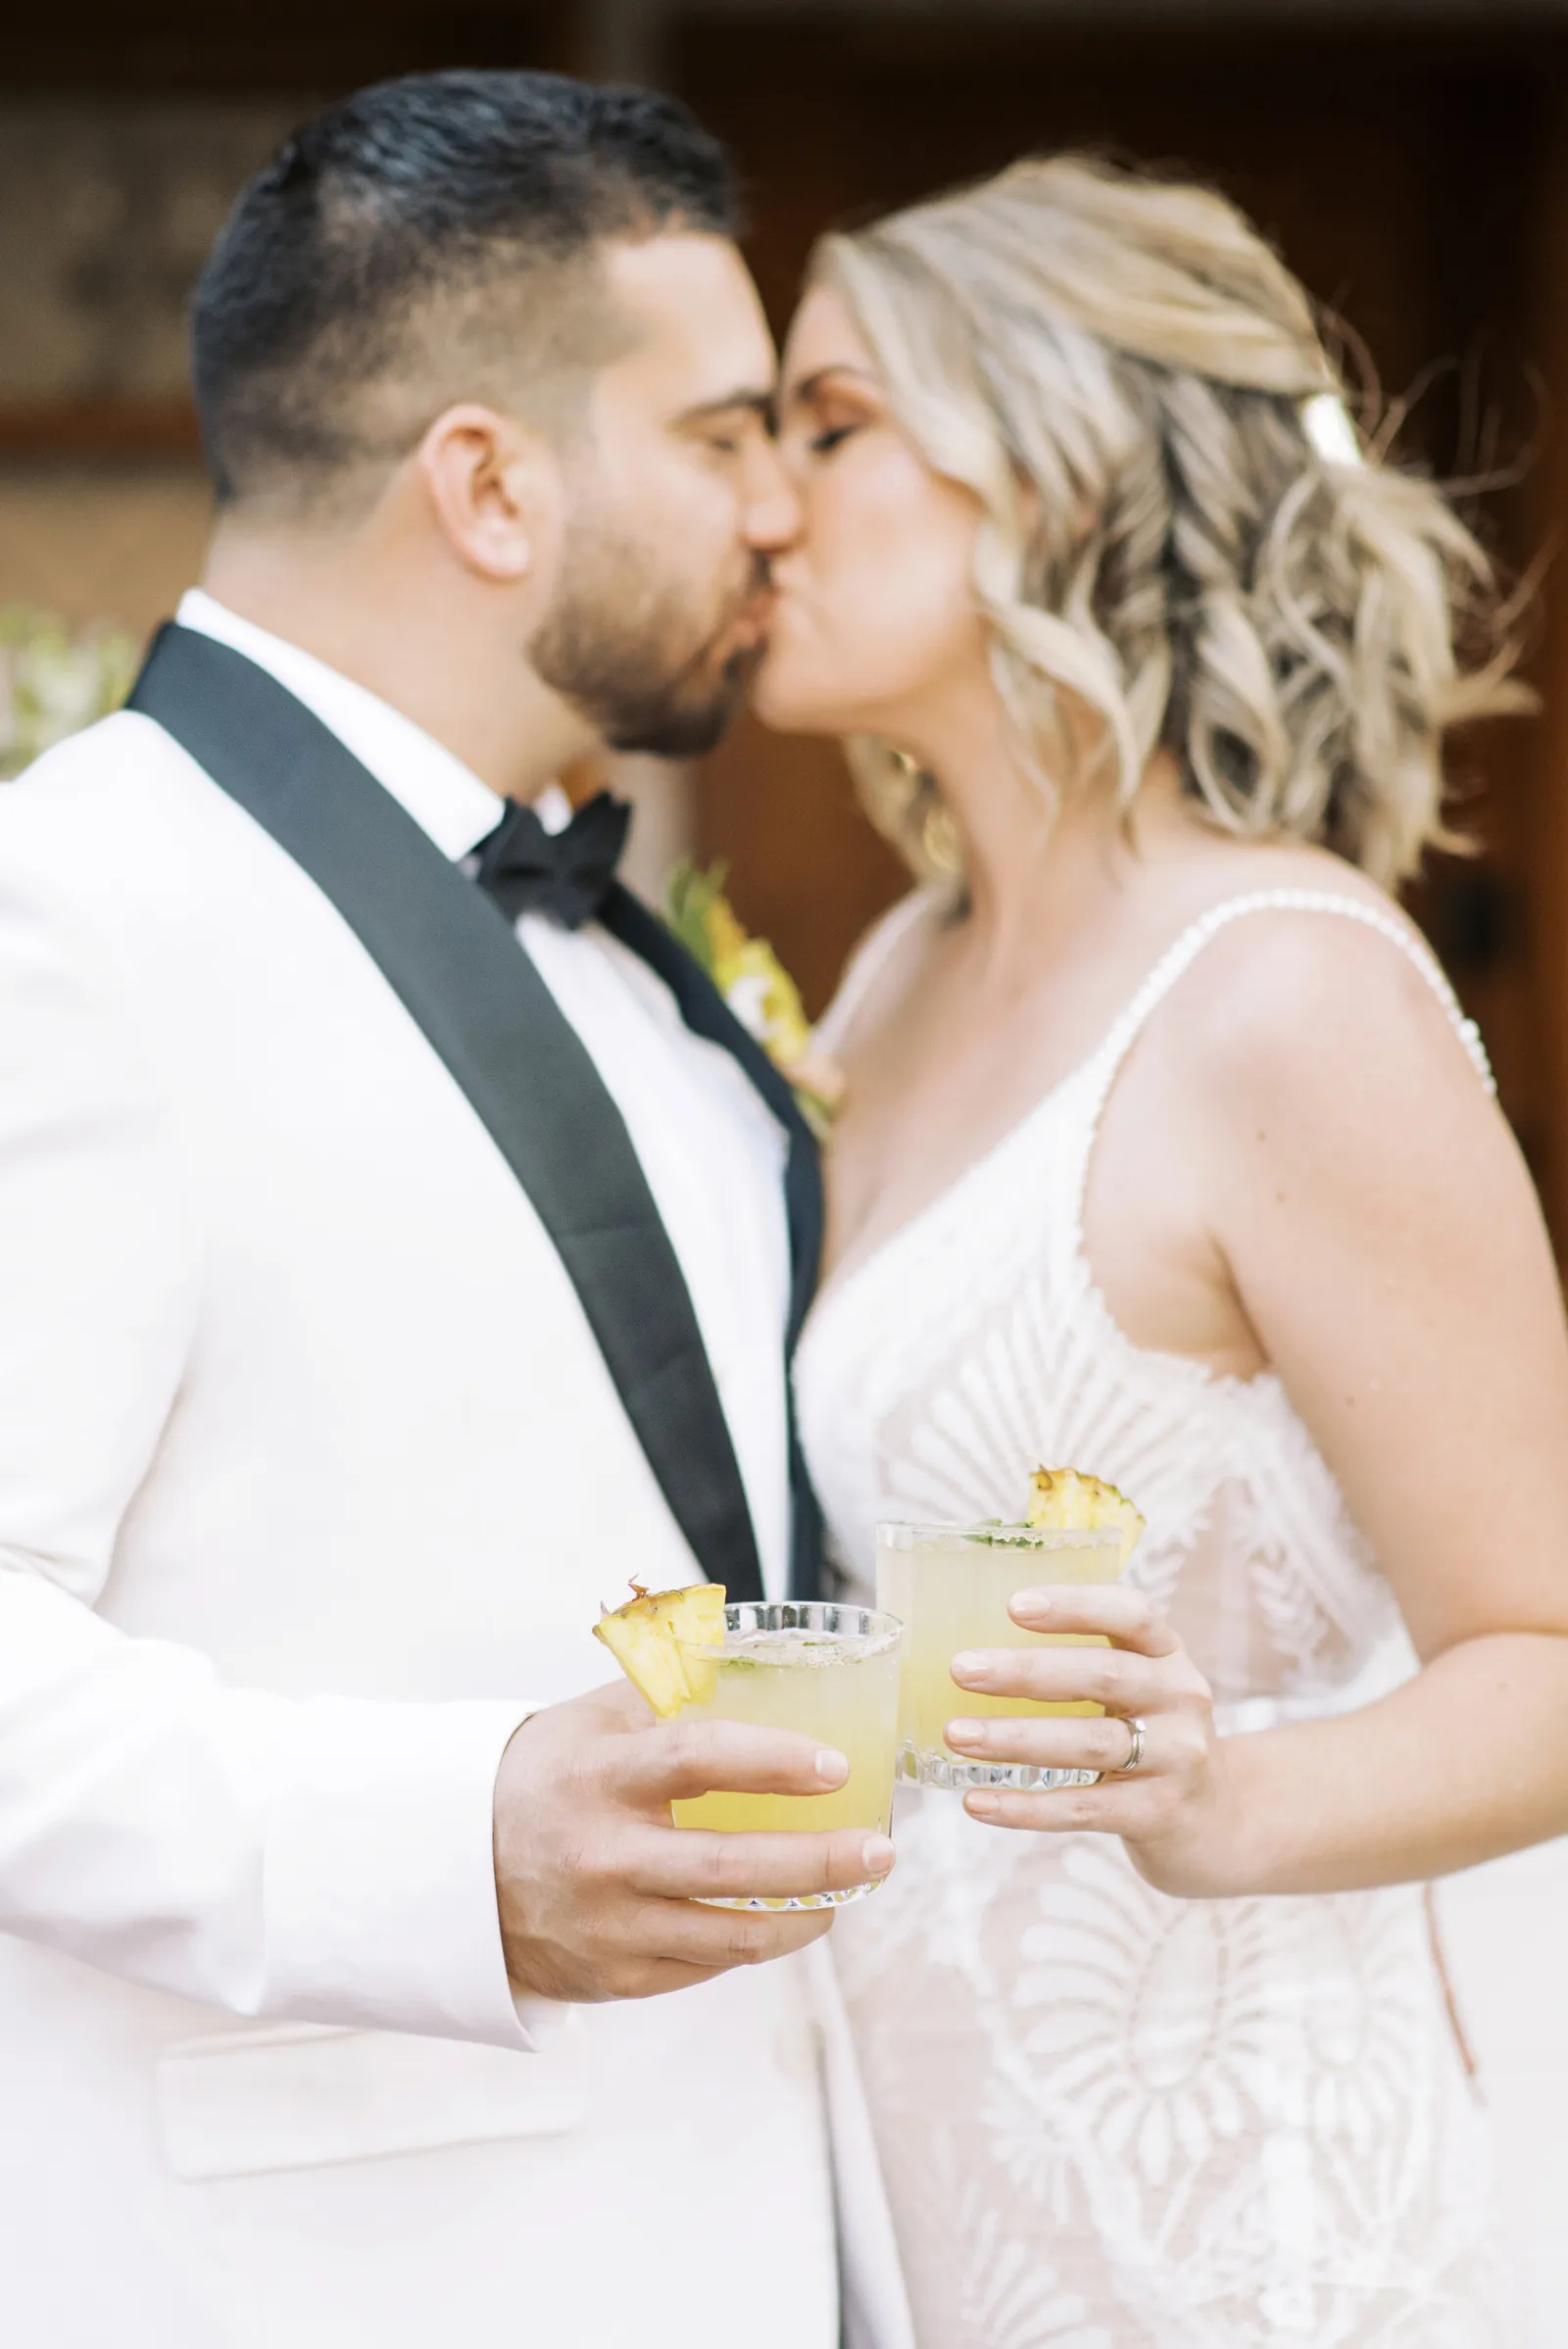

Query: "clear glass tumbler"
(875, 1521), (1125, 1790)
(671, 1599), (903, 1909)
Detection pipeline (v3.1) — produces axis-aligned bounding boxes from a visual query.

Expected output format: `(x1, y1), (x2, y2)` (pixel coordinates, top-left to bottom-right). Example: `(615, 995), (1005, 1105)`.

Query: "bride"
(755, 156), (1568, 2344)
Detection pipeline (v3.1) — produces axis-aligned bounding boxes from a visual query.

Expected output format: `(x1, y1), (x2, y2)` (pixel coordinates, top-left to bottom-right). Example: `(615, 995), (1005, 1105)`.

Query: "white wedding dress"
(797, 889), (1500, 2349)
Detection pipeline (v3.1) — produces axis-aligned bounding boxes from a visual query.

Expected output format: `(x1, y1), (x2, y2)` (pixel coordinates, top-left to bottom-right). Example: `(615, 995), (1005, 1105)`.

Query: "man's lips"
(723, 589), (778, 650)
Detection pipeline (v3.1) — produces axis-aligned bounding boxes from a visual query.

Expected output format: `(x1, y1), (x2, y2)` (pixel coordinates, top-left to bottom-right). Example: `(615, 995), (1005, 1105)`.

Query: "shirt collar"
(175, 588), (514, 862)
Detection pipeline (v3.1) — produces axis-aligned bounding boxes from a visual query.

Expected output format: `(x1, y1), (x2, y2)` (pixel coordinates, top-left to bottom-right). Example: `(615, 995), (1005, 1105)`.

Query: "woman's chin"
(747, 673), (806, 735)
(749, 653), (844, 737)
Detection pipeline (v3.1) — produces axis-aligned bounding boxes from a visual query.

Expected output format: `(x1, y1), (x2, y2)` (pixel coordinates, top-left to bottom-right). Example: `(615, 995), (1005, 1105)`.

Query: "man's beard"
(531, 520), (768, 760)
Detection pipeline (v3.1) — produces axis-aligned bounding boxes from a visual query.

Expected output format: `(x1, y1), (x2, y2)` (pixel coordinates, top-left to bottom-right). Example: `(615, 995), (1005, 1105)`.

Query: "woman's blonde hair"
(812, 155), (1527, 887)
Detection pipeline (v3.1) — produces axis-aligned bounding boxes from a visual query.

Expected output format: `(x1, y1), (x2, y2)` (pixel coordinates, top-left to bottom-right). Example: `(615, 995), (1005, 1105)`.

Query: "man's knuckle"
(725, 1921), (767, 1967)
(696, 1838), (736, 1893)
(573, 1835), (623, 1894)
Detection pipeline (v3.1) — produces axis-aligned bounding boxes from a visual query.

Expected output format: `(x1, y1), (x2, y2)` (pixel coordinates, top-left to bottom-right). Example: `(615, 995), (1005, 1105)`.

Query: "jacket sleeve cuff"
(264, 1694), (536, 2049)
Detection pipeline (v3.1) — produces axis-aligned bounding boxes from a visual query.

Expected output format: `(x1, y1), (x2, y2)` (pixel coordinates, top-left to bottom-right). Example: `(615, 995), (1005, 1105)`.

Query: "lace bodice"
(803, 887), (1491, 1711)
(798, 891), (1495, 2348)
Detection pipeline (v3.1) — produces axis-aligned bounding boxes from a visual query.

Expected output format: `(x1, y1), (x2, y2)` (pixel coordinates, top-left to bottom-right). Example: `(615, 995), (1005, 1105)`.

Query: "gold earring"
(918, 797), (962, 875)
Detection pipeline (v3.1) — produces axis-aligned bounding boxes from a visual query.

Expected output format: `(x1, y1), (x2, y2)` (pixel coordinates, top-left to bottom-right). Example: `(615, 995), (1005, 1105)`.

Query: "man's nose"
(742, 438), (804, 556)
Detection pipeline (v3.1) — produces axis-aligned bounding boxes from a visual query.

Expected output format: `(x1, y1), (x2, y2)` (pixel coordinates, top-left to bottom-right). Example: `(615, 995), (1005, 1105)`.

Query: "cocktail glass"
(671, 1599), (903, 1910)
(875, 1520), (1125, 1790)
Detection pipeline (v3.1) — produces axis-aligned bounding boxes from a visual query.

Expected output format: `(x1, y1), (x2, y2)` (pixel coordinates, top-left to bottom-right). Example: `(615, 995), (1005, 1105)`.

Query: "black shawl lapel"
(129, 622), (769, 1601)
(598, 889), (825, 1596)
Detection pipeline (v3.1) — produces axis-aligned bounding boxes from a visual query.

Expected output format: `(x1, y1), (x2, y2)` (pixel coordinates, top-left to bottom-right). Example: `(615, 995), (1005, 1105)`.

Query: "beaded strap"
(1092, 889), (1494, 1101)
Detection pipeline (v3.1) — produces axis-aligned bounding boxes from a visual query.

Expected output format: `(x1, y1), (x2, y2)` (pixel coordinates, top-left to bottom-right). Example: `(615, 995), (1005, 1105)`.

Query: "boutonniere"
(666, 859), (845, 1141)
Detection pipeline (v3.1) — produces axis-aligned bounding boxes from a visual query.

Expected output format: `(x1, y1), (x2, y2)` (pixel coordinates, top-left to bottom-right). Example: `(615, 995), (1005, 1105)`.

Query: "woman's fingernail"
(951, 1651), (989, 1684)
(861, 1835), (897, 1876)
(966, 1793), (999, 1819)
(947, 1719), (987, 1747)
(1013, 1588), (1051, 1618)
(815, 1747), (849, 1786)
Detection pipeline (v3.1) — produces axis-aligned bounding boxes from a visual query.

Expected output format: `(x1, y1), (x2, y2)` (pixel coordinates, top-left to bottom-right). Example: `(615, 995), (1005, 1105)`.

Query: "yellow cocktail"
(671, 1600), (903, 1907)
(876, 1521), (1125, 1789)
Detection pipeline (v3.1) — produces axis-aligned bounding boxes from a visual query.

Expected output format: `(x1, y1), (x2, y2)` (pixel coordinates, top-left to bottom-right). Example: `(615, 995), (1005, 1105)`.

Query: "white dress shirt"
(176, 589), (793, 1598)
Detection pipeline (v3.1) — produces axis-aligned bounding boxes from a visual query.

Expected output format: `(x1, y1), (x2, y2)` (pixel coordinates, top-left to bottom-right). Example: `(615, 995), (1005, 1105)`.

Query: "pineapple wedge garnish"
(593, 1581), (726, 1718)
(1027, 1466), (1145, 1569)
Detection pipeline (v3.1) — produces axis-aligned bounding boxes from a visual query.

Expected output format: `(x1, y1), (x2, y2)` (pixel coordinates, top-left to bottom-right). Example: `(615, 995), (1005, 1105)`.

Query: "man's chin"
(606, 707), (732, 760)
(603, 655), (756, 761)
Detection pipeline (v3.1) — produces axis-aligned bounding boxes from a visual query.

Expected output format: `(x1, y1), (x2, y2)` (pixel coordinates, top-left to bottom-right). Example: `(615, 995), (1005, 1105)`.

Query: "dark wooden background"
(9, 3), (1568, 1240)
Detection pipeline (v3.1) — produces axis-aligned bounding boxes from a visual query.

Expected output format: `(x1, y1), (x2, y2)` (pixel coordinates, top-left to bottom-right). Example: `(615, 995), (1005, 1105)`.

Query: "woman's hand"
(946, 1585), (1234, 1892)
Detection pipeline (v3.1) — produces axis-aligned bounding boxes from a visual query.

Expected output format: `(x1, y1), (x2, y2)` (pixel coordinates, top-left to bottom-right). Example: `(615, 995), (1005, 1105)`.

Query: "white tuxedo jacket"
(0, 603), (911, 2349)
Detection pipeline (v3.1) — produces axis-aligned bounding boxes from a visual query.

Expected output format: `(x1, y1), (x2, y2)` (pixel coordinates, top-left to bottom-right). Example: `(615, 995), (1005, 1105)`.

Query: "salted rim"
(875, 1520), (1124, 1551)
(675, 1604), (904, 1663)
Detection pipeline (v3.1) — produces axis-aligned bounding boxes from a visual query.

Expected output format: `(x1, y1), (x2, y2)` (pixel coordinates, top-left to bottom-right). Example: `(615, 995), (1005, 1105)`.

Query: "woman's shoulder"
(1156, 842), (1490, 1130)
(1151, 836), (1438, 1001)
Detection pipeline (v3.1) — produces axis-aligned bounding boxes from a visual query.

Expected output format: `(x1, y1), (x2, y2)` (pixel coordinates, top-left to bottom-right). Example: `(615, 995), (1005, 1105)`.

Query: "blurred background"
(7, 0), (1568, 1220)
(6, 3), (1568, 2324)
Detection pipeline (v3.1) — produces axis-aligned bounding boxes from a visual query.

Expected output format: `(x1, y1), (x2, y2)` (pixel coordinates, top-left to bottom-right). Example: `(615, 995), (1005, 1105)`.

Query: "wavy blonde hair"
(812, 155), (1527, 887)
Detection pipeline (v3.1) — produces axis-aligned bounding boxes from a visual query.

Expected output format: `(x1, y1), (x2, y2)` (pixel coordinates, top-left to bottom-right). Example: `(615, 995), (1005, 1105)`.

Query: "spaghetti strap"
(1068, 888), (1495, 1246)
(811, 885), (947, 1059)
(1087, 888), (1494, 1109)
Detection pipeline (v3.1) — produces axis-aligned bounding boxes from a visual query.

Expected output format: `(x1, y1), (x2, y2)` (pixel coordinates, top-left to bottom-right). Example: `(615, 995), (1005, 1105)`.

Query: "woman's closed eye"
(809, 424), (859, 457)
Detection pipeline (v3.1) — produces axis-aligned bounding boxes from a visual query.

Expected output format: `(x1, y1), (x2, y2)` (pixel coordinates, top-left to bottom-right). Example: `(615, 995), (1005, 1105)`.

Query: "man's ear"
(415, 404), (564, 588)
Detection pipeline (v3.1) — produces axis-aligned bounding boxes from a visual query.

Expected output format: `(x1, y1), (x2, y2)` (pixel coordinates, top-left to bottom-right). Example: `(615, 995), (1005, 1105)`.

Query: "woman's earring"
(884, 745), (961, 878)
(917, 796), (962, 876)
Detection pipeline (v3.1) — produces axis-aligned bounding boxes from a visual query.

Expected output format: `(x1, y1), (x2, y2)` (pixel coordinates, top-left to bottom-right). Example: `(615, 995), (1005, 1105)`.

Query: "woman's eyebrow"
(784, 364), (881, 406)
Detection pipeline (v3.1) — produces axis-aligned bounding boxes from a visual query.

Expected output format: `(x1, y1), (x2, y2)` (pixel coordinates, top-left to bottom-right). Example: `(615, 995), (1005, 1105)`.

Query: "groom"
(0, 70), (907, 2349)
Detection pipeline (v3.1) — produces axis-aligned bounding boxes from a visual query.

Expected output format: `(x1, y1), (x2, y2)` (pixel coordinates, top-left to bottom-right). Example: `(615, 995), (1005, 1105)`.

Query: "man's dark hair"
(191, 70), (737, 513)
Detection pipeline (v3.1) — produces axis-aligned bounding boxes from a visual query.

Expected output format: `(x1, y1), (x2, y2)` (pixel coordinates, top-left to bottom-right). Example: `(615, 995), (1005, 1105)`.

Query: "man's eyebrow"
(676, 386), (777, 426)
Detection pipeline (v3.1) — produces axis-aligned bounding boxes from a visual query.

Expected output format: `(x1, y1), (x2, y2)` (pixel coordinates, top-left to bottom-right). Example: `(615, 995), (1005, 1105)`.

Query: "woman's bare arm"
(950, 912), (1568, 1893)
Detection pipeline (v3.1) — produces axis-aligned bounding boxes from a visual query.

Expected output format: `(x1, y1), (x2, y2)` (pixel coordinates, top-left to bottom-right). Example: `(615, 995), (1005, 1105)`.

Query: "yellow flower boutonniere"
(666, 859), (845, 1141)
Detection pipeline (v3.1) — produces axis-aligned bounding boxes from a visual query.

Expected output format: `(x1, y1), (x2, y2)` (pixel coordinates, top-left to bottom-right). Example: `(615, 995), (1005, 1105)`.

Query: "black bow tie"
(472, 791), (633, 930)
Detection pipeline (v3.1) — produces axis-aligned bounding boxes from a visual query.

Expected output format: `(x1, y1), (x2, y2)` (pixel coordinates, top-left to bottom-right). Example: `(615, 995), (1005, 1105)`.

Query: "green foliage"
(0, 606), (139, 780)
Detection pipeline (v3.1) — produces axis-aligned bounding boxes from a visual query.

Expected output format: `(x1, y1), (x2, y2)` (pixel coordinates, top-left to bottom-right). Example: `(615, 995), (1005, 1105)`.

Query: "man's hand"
(492, 1680), (896, 2001)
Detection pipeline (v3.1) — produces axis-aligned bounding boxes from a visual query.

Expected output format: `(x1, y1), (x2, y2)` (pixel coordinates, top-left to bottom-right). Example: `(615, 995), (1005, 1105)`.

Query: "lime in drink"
(875, 1521), (1125, 1790)
(671, 1600), (903, 1909)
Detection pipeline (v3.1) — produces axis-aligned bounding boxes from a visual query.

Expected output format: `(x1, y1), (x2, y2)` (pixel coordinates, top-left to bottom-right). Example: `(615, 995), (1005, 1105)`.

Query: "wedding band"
(1115, 1716), (1147, 1774)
